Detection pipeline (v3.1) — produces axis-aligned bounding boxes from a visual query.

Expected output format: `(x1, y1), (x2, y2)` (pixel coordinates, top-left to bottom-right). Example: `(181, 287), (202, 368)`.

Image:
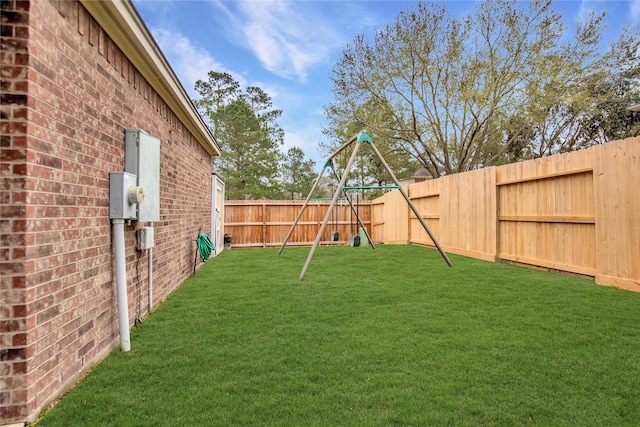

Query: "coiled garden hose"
(197, 233), (215, 262)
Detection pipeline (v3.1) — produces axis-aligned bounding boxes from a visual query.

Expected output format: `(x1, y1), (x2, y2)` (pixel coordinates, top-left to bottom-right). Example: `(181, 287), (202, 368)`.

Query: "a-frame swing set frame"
(279, 130), (453, 280)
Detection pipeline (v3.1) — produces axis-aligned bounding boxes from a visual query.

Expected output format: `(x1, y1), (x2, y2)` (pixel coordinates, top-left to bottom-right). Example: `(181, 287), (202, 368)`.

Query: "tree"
(194, 72), (284, 199)
(322, 97), (419, 188)
(279, 147), (318, 200)
(580, 27), (640, 143)
(325, 0), (610, 177)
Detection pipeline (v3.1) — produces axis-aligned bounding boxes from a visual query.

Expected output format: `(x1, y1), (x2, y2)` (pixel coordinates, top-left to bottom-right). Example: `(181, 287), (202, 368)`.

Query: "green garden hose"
(197, 233), (216, 262)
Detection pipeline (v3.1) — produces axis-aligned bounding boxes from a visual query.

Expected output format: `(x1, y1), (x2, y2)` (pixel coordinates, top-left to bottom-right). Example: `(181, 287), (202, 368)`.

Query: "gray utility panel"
(125, 129), (160, 222)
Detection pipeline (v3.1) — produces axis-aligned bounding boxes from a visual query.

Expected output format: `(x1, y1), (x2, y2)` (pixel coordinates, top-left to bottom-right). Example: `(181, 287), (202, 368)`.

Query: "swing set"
(279, 130), (453, 280)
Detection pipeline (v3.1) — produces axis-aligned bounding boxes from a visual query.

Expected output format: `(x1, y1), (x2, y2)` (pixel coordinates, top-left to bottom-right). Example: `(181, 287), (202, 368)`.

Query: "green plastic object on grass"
(359, 227), (368, 246)
(197, 233), (216, 262)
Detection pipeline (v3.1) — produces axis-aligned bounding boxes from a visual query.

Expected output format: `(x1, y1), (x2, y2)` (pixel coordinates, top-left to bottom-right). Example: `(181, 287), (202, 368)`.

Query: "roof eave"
(80, 0), (221, 156)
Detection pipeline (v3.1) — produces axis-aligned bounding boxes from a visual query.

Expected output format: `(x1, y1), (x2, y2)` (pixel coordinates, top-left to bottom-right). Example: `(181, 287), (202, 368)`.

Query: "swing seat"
(350, 235), (361, 247)
(331, 231), (340, 241)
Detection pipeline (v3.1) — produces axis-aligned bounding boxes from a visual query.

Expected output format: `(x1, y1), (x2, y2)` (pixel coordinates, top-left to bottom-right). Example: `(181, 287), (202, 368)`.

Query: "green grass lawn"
(36, 245), (640, 426)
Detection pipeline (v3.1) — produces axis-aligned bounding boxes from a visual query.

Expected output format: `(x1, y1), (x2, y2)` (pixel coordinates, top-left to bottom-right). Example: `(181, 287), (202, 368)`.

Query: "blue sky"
(132, 0), (640, 166)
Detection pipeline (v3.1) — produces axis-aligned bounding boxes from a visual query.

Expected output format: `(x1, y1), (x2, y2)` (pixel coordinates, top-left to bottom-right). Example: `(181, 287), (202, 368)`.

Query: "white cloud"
(211, 0), (344, 82)
(576, 0), (640, 27)
(282, 128), (326, 165)
(149, 27), (247, 97)
(631, 0), (640, 24)
(150, 24), (326, 162)
(576, 0), (598, 24)
(282, 131), (306, 154)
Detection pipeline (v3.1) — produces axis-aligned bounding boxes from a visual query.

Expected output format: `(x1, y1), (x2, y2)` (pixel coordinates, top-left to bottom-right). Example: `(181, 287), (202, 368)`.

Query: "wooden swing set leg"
(278, 164), (328, 255)
(299, 142), (362, 281)
(368, 142), (453, 267)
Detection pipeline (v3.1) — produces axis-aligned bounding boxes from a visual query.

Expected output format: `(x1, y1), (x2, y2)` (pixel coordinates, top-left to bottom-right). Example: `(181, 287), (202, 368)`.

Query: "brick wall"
(1, 0), (214, 423)
(1, 0), (31, 422)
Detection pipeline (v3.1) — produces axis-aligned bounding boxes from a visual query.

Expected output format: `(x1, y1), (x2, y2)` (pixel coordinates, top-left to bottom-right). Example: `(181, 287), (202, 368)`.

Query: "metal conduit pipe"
(113, 219), (131, 352)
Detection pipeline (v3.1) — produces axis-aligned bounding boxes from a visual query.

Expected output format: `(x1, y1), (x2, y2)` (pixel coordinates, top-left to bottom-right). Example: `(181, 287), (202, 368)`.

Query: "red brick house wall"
(1, 1), (217, 423)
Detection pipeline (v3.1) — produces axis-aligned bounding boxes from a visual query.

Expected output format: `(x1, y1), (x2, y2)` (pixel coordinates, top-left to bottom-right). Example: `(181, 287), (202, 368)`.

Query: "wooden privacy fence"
(224, 199), (372, 248)
(371, 137), (639, 292)
(225, 137), (638, 292)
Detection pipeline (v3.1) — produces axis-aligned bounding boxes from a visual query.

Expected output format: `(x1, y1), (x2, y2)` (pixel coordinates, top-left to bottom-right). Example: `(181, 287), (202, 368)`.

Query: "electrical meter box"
(109, 172), (139, 220)
(136, 226), (155, 250)
(125, 129), (160, 222)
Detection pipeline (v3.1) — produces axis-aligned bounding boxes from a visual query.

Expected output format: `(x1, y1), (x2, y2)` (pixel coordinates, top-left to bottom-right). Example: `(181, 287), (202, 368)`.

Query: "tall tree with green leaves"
(194, 72), (284, 199)
(325, 0), (611, 177)
(279, 147), (318, 200)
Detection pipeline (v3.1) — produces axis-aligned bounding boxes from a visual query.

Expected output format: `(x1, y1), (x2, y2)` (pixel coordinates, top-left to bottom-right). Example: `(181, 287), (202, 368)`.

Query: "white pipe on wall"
(113, 219), (131, 352)
(148, 222), (153, 311)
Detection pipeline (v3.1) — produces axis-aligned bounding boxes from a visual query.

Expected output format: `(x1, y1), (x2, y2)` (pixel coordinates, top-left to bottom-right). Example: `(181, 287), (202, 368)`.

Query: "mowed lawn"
(37, 245), (640, 426)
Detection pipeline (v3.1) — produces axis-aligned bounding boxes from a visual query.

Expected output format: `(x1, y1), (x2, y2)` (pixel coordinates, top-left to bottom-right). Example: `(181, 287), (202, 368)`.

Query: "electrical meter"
(109, 172), (143, 220)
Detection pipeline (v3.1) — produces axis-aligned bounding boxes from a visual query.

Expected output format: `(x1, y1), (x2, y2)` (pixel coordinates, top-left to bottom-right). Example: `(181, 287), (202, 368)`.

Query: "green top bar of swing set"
(340, 185), (400, 191)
